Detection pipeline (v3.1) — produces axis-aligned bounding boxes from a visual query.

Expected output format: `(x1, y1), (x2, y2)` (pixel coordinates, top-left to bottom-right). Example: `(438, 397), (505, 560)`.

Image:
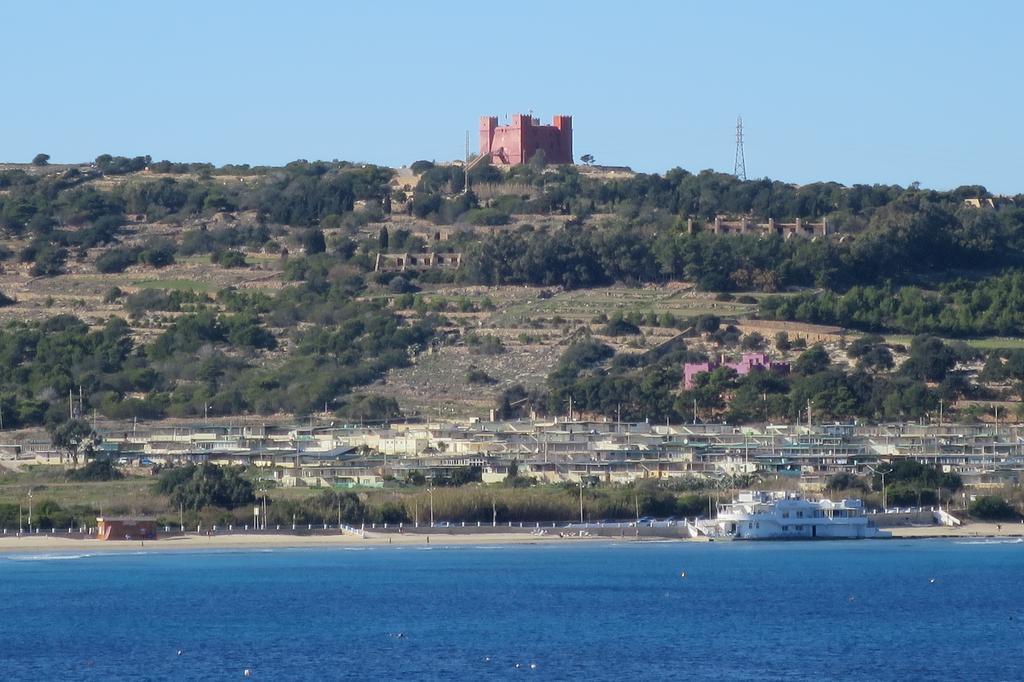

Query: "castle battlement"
(480, 113), (573, 166)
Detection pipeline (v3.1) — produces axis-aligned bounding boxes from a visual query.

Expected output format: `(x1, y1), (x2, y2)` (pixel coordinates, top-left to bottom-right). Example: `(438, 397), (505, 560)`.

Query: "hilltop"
(2, 154), (1024, 436)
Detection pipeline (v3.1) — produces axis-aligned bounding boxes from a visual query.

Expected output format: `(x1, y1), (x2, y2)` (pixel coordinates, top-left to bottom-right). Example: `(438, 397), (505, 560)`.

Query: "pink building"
(480, 114), (573, 166)
(683, 353), (789, 389)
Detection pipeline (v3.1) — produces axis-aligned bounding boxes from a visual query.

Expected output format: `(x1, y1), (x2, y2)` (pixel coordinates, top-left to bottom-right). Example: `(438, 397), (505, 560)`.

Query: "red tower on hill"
(479, 114), (573, 166)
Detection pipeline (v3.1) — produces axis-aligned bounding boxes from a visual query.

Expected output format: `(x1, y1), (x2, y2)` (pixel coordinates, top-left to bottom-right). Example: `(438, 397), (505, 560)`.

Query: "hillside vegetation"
(2, 155), (1024, 429)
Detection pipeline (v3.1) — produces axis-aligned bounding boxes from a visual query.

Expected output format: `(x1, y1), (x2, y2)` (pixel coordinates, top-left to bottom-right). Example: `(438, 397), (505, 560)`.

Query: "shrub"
(212, 250), (248, 268)
(139, 240), (176, 268)
(826, 472), (869, 493)
(969, 495), (1019, 521)
(602, 318), (641, 336)
(466, 332), (505, 355)
(95, 247), (139, 273)
(28, 244), (67, 276)
(155, 463), (255, 511)
(467, 367), (497, 384)
(301, 229), (326, 255)
(463, 208), (511, 226)
(410, 160), (435, 175)
(740, 332), (765, 350)
(388, 276), (418, 294)
(66, 459), (124, 482)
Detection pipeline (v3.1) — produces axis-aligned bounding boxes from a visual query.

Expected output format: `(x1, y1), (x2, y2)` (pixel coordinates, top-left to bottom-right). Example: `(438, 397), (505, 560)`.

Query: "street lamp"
(27, 488), (33, 534)
(579, 479), (584, 524)
(865, 463), (893, 511)
(428, 479), (434, 527)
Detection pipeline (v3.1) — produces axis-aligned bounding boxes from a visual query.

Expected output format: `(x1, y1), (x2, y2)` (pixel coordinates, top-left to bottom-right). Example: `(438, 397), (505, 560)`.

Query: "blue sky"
(3, 1), (1020, 193)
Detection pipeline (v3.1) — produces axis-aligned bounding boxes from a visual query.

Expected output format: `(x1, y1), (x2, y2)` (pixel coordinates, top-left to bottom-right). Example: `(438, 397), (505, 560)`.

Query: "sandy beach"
(1, 522), (1022, 553)
(889, 522), (1024, 538)
(0, 529), (614, 553)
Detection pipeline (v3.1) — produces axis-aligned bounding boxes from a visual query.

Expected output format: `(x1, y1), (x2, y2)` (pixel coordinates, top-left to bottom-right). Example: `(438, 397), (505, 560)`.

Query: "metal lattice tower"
(734, 115), (747, 181)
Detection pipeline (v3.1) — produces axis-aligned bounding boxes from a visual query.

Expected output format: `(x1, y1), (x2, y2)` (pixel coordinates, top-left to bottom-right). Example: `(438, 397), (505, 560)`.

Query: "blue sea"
(1, 539), (1023, 681)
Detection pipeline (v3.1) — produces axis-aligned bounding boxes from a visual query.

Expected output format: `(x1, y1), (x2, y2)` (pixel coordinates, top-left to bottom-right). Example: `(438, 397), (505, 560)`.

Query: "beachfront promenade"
(2, 520), (1021, 553)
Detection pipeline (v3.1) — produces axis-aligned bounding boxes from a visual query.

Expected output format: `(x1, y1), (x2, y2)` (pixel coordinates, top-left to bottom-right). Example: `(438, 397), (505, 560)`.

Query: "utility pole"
(429, 481), (435, 527)
(464, 130), (471, 194)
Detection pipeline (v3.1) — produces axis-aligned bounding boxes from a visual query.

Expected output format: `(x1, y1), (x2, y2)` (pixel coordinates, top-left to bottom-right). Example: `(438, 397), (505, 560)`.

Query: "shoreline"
(1, 522), (1022, 553)
(0, 530), (618, 553)
(888, 522), (1024, 538)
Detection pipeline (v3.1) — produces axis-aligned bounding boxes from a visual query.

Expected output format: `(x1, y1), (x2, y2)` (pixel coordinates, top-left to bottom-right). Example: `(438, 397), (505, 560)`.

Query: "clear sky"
(3, 1), (1020, 193)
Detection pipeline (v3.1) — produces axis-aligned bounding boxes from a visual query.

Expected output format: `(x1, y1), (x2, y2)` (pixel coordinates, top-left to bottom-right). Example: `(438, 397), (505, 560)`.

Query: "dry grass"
(0, 467), (168, 516)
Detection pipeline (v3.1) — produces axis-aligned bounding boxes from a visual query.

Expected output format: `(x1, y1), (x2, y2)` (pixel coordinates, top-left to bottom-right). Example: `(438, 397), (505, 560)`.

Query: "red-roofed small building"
(96, 517), (158, 541)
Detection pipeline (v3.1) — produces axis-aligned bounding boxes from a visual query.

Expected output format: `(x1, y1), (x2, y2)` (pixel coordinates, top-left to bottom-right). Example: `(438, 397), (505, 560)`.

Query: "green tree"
(302, 229), (326, 255)
(969, 495), (1018, 521)
(31, 153), (50, 166)
(48, 419), (98, 465)
(67, 458), (123, 482)
(900, 336), (956, 382)
(794, 344), (830, 375)
(156, 463), (255, 511)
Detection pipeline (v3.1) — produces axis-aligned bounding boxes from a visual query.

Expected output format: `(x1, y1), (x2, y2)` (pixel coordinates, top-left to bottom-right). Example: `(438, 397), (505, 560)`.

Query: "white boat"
(696, 491), (890, 540)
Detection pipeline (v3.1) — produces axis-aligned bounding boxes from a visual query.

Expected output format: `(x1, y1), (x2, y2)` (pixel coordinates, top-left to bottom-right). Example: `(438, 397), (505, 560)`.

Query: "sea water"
(1, 540), (1022, 681)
